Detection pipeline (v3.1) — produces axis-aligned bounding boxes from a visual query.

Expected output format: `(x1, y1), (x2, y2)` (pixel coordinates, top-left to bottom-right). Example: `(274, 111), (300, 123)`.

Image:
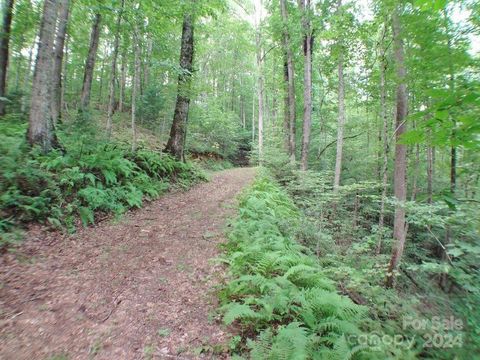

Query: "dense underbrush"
(219, 175), (372, 359)
(220, 168), (478, 359)
(0, 115), (206, 246)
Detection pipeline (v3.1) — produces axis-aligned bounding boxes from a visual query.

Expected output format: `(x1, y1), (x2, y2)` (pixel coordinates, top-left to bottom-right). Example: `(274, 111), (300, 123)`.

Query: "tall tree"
(51, 0), (70, 123)
(333, 0), (345, 190)
(27, 0), (60, 153)
(119, 49), (126, 112)
(165, 11), (195, 160)
(376, 22), (389, 254)
(280, 0), (296, 162)
(299, 0), (313, 171)
(386, 5), (408, 288)
(255, 2), (264, 163)
(79, 12), (102, 114)
(106, 0), (125, 137)
(131, 22), (141, 152)
(0, 0), (14, 116)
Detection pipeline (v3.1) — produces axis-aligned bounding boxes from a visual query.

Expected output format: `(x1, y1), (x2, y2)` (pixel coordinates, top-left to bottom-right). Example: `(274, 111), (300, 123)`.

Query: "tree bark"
(119, 49), (126, 112)
(255, 28), (264, 163)
(377, 22), (389, 255)
(131, 25), (141, 152)
(21, 41), (34, 113)
(106, 0), (124, 137)
(280, 0), (296, 162)
(80, 12), (102, 113)
(165, 12), (194, 161)
(143, 36), (153, 93)
(0, 0), (14, 116)
(427, 144), (434, 203)
(61, 34), (69, 112)
(299, 0), (313, 171)
(334, 0), (345, 191)
(51, 0), (70, 124)
(27, 0), (60, 153)
(386, 7), (408, 288)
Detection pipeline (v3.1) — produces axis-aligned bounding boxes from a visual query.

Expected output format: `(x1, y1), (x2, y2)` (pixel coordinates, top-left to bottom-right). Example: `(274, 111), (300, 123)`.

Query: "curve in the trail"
(0, 167), (256, 360)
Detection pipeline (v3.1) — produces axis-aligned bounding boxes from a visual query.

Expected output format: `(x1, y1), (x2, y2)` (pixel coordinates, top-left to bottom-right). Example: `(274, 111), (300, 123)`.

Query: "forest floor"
(0, 167), (256, 360)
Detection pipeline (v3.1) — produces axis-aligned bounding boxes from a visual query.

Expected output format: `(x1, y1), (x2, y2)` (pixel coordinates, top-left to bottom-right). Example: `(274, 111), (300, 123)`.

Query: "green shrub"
(0, 118), (206, 245)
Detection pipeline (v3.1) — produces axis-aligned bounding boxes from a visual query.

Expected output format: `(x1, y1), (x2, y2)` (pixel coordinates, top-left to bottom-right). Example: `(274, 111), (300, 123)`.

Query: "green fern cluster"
(220, 175), (369, 359)
(0, 118), (206, 244)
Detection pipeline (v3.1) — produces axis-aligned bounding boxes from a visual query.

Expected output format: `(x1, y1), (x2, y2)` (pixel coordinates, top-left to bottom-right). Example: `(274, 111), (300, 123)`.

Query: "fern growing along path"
(0, 167), (256, 359)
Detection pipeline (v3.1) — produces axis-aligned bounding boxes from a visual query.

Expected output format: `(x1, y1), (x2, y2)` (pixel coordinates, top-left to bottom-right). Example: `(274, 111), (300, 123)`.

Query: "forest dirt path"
(0, 167), (256, 360)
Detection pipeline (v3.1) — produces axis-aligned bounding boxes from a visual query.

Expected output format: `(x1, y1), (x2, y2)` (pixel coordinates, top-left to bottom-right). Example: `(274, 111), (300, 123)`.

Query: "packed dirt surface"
(0, 167), (256, 360)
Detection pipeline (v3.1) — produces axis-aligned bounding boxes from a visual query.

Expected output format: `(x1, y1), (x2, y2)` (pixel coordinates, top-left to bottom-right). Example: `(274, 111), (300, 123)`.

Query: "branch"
(317, 132), (364, 159)
(260, 44), (279, 62)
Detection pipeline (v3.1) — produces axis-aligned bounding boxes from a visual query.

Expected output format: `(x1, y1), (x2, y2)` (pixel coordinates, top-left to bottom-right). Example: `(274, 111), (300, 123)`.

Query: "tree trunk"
(119, 49), (126, 112)
(280, 0), (296, 162)
(106, 0), (124, 137)
(427, 143), (434, 203)
(143, 36), (153, 93)
(131, 25), (141, 152)
(386, 7), (408, 288)
(334, 1), (345, 190)
(164, 12), (194, 161)
(377, 22), (389, 255)
(0, 0), (14, 116)
(61, 34), (69, 112)
(27, 0), (60, 153)
(21, 41), (34, 113)
(80, 12), (102, 113)
(255, 29), (264, 163)
(299, 0), (313, 171)
(51, 0), (70, 124)
(252, 88), (255, 143)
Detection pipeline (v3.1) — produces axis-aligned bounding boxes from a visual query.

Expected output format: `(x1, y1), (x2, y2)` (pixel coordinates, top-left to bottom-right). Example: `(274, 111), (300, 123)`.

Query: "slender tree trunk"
(255, 30), (264, 163)
(280, 0), (296, 162)
(61, 34), (69, 112)
(51, 0), (70, 124)
(377, 23), (389, 254)
(21, 42), (34, 113)
(299, 0), (313, 171)
(0, 0), (14, 116)
(98, 57), (105, 103)
(131, 26), (141, 152)
(252, 88), (255, 143)
(119, 49), (126, 112)
(334, 1), (345, 190)
(441, 10), (456, 290)
(386, 7), (408, 288)
(80, 12), (102, 113)
(106, 0), (124, 137)
(333, 55), (345, 190)
(27, 0), (60, 153)
(165, 12), (194, 161)
(427, 144), (434, 203)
